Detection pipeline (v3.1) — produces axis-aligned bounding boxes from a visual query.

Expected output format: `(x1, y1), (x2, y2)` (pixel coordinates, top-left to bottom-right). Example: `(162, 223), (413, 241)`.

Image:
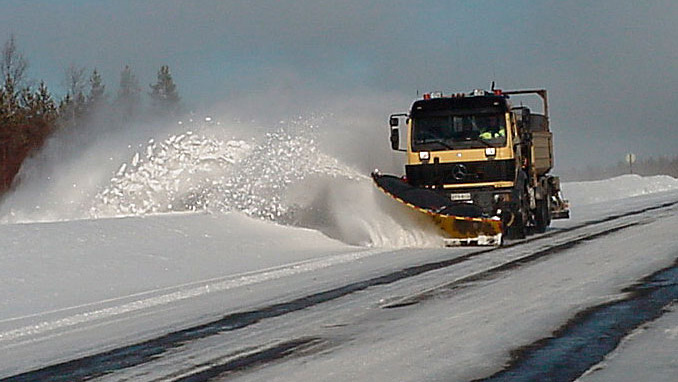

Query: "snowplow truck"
(375, 88), (569, 245)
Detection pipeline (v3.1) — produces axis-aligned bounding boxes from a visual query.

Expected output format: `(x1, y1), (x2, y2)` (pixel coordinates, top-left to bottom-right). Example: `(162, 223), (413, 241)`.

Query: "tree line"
(561, 155), (678, 182)
(0, 35), (181, 194)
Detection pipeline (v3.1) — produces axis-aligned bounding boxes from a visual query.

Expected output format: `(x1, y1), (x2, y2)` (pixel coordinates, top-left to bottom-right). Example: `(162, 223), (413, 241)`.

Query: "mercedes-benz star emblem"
(452, 164), (467, 180)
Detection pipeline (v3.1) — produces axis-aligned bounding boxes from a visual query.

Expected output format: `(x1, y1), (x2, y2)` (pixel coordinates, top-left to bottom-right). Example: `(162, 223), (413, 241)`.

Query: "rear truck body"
(374, 88), (569, 245)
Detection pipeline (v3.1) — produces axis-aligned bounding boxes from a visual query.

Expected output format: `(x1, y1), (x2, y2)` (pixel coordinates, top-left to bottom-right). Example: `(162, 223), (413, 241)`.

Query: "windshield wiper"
(415, 138), (455, 150)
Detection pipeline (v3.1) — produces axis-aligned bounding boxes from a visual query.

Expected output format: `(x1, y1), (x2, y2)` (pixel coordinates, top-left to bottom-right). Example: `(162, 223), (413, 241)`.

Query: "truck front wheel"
(503, 170), (529, 240)
(504, 189), (527, 240)
(505, 205), (526, 239)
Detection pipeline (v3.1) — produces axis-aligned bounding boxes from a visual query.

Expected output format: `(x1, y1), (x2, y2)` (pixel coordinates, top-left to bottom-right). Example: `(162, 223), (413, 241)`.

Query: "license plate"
(449, 193), (472, 201)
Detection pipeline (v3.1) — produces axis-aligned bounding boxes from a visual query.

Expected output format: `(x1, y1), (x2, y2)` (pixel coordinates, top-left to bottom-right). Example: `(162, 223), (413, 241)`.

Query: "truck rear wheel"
(534, 188), (552, 233)
(534, 200), (550, 233)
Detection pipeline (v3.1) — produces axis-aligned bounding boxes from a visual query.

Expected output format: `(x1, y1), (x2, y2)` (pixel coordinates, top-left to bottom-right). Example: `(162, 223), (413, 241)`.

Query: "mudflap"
(371, 171), (503, 246)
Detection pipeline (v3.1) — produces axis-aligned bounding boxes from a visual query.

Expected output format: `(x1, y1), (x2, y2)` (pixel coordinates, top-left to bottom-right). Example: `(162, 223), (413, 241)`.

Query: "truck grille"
(406, 159), (515, 187)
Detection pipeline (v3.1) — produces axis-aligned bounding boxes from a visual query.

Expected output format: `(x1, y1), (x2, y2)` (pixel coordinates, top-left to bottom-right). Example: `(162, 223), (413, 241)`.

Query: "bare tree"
(1, 35), (28, 90)
(0, 37), (56, 193)
(59, 64), (88, 124)
(64, 64), (87, 99)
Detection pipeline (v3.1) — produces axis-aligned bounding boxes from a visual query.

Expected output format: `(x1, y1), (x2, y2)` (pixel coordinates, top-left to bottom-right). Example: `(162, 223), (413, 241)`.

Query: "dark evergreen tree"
(33, 81), (57, 119)
(1, 75), (18, 116)
(0, 84), (7, 117)
(149, 65), (180, 116)
(87, 68), (105, 107)
(22, 81), (56, 146)
(115, 65), (141, 119)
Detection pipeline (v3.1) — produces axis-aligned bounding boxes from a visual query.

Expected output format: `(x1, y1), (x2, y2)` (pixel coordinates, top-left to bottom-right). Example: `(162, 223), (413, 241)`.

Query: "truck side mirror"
(388, 113), (408, 152)
(390, 127), (400, 150)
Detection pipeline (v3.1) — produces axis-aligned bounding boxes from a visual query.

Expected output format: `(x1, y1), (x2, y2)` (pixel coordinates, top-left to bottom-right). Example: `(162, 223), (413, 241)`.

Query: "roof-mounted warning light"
(423, 93), (431, 100)
(493, 89), (503, 95)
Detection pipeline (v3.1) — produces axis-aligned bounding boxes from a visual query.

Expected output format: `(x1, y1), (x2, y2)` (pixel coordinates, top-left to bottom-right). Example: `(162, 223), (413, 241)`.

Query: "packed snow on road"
(0, 116), (677, 381)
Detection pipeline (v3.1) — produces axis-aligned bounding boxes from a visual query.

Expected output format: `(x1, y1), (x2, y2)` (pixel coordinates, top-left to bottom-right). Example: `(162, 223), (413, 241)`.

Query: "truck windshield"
(412, 112), (507, 151)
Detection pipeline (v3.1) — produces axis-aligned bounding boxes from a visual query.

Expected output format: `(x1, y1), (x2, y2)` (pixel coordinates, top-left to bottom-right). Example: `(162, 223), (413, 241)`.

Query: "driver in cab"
(479, 116), (505, 139)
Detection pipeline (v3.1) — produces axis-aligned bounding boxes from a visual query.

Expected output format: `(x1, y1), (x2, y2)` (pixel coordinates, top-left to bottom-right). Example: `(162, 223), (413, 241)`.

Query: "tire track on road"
(3, 199), (677, 382)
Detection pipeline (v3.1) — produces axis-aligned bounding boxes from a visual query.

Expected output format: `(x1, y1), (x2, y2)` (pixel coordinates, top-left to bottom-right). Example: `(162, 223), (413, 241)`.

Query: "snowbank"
(563, 174), (678, 207)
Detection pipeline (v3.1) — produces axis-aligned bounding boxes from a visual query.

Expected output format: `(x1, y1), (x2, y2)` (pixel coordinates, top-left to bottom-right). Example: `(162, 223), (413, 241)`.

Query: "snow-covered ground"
(0, 115), (677, 380)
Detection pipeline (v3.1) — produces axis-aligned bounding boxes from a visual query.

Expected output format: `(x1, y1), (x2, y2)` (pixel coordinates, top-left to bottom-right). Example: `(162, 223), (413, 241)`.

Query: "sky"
(1, 0), (678, 170)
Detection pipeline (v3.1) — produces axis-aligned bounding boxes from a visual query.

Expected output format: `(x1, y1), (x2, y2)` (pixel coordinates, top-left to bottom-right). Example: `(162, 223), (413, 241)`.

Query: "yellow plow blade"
(372, 171), (503, 246)
(433, 215), (503, 246)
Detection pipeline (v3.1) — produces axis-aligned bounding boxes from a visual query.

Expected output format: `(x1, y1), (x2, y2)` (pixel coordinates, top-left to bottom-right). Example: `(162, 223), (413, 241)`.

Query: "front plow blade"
(434, 215), (502, 246)
(372, 171), (503, 246)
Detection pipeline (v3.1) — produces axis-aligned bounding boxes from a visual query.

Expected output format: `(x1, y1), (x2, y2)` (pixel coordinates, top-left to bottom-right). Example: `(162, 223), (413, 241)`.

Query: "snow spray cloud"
(90, 114), (441, 247)
(0, 91), (441, 247)
(0, 108), (177, 223)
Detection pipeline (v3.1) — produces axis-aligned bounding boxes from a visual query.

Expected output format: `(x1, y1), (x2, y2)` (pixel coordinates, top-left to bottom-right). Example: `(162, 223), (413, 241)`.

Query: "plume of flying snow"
(89, 115), (441, 247)
(0, 91), (443, 248)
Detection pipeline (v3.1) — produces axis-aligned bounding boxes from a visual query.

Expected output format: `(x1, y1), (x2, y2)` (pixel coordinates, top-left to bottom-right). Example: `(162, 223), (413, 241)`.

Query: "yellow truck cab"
(389, 88), (569, 239)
